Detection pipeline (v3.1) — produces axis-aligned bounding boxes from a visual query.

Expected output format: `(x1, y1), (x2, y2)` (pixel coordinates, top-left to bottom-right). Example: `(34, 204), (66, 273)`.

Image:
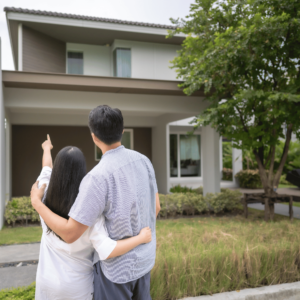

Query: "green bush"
(170, 184), (195, 194)
(158, 189), (242, 218)
(222, 141), (233, 169)
(4, 197), (39, 226)
(222, 168), (233, 181)
(279, 174), (290, 185)
(0, 283), (35, 300)
(235, 169), (263, 188)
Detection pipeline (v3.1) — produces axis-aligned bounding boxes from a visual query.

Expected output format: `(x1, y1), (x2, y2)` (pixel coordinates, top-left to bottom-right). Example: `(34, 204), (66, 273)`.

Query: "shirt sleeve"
(68, 173), (107, 227)
(144, 157), (158, 194)
(89, 216), (117, 261)
(36, 167), (52, 229)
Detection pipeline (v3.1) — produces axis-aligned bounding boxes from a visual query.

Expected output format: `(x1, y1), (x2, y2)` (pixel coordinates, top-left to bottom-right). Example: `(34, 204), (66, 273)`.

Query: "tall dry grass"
(151, 215), (300, 300)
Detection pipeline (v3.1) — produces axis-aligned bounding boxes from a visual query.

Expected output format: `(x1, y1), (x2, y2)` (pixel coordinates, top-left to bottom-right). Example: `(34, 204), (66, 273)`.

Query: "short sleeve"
(68, 173), (107, 227)
(89, 216), (117, 260)
(37, 167), (52, 203)
(36, 167), (52, 227)
(144, 158), (158, 194)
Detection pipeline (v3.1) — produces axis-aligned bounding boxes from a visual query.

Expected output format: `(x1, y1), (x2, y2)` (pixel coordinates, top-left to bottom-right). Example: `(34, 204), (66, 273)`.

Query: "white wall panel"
(67, 43), (111, 76)
(112, 40), (180, 80)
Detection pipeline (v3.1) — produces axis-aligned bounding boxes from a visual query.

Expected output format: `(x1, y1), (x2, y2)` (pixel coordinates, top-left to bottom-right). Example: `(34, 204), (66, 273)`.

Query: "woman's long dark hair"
(44, 146), (86, 241)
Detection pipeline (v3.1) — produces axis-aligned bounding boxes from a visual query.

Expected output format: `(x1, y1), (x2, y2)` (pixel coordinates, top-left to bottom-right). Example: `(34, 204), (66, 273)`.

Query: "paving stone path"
(0, 243), (40, 290)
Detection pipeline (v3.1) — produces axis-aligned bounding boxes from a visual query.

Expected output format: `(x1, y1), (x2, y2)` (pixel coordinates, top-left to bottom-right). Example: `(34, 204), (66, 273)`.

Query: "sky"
(0, 0), (194, 70)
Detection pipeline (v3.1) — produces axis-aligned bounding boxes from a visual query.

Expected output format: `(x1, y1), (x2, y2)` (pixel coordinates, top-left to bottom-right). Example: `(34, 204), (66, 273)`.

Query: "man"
(31, 105), (160, 300)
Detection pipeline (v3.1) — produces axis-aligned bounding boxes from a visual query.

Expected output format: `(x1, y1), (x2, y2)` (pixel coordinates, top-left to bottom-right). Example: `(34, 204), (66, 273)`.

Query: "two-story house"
(0, 7), (242, 228)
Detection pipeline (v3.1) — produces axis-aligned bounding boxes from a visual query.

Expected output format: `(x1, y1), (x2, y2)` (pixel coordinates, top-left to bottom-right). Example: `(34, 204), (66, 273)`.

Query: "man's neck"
(100, 142), (122, 155)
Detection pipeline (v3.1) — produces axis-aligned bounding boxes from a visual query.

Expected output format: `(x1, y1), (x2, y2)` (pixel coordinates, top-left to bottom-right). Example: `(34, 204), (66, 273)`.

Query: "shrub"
(279, 174), (290, 185)
(235, 169), (262, 188)
(170, 184), (195, 194)
(0, 283), (35, 300)
(4, 197), (39, 226)
(158, 189), (242, 218)
(222, 168), (233, 181)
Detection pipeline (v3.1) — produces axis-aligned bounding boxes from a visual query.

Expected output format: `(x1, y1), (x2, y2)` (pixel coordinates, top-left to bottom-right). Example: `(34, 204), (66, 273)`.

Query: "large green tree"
(169, 0), (300, 221)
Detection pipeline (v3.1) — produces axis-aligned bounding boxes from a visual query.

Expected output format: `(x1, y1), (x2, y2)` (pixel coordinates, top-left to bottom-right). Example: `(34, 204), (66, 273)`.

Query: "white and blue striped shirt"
(69, 146), (158, 284)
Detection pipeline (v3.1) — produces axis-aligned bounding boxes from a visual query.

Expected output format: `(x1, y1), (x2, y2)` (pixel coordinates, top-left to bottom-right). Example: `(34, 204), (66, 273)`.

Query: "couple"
(30, 105), (160, 300)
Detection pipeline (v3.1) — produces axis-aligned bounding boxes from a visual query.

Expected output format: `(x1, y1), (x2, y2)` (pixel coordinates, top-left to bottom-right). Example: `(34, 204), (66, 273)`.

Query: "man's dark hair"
(44, 146), (86, 241)
(88, 105), (124, 145)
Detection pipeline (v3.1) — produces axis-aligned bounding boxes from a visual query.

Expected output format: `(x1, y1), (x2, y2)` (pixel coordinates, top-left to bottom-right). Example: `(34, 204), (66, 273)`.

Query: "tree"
(169, 0), (300, 221)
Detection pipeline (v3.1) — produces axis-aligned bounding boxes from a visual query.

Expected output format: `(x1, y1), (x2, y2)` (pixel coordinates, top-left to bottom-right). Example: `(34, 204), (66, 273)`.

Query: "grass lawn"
(2, 209), (300, 299)
(278, 184), (298, 189)
(0, 226), (42, 245)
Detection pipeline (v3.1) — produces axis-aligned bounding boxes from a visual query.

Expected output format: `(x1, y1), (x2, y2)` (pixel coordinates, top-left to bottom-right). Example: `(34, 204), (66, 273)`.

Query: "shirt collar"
(102, 145), (125, 158)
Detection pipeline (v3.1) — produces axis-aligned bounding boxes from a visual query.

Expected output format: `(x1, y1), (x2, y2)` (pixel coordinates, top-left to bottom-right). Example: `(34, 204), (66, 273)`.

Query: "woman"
(35, 135), (152, 300)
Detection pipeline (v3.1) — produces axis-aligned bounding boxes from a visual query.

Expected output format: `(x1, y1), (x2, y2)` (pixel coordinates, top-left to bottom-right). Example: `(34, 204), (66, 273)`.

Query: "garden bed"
(1, 210), (300, 299)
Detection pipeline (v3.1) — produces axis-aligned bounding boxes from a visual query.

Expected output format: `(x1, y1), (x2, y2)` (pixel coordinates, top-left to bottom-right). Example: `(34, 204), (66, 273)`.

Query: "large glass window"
(95, 129), (133, 161)
(170, 135), (178, 177)
(67, 52), (83, 75)
(113, 48), (131, 78)
(170, 134), (201, 177)
(180, 135), (201, 177)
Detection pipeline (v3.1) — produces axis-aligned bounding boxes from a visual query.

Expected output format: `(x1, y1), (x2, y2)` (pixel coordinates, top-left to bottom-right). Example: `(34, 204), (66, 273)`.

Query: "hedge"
(5, 189), (242, 226)
(158, 189), (242, 218)
(4, 197), (39, 226)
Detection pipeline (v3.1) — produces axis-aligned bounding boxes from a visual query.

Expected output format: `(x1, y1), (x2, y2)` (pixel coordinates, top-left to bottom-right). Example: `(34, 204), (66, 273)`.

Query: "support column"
(202, 126), (220, 195)
(152, 117), (169, 194)
(232, 147), (243, 187)
(0, 38), (6, 229)
(18, 23), (23, 71)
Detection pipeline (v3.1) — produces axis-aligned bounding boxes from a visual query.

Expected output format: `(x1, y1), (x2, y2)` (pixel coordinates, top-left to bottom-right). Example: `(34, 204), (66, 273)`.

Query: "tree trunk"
(254, 150), (275, 221)
(269, 201), (275, 221)
(264, 198), (270, 222)
(273, 124), (293, 187)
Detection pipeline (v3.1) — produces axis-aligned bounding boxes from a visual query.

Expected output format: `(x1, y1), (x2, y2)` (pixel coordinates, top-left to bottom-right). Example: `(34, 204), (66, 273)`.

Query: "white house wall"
(111, 40), (181, 80)
(4, 88), (205, 123)
(67, 43), (111, 76)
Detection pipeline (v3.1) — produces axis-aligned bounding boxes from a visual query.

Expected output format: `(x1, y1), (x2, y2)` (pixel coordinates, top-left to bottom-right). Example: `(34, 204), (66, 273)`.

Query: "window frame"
(95, 129), (134, 161)
(113, 47), (132, 78)
(66, 50), (84, 75)
(169, 132), (202, 178)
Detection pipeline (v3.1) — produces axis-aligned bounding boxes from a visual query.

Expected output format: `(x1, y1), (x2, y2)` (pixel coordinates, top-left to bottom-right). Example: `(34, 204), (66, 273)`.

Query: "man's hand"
(42, 134), (53, 151)
(31, 181), (46, 210)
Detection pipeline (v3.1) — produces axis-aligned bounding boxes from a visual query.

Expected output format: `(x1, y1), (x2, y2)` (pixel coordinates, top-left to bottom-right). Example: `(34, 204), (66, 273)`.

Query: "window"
(170, 135), (178, 177)
(67, 52), (83, 75)
(95, 129), (134, 161)
(170, 134), (201, 177)
(113, 48), (131, 78)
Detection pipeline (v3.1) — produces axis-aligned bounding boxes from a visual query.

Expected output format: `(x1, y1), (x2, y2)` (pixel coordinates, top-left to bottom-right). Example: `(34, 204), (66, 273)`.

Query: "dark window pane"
(170, 134), (178, 177)
(67, 52), (83, 75)
(113, 48), (131, 78)
(122, 131), (131, 149)
(180, 135), (201, 177)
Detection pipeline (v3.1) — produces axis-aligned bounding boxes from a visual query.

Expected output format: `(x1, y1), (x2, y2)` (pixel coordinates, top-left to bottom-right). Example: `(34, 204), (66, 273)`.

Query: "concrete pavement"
(248, 203), (300, 219)
(0, 243), (40, 264)
(180, 281), (300, 300)
(0, 265), (37, 290)
(0, 243), (40, 290)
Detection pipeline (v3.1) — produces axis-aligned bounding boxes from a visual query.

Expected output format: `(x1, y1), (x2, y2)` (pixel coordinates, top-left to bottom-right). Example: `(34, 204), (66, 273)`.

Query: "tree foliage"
(169, 0), (300, 220)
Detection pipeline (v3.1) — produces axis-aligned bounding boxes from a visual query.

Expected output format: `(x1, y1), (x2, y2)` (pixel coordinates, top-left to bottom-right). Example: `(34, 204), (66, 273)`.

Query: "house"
(0, 7), (243, 228)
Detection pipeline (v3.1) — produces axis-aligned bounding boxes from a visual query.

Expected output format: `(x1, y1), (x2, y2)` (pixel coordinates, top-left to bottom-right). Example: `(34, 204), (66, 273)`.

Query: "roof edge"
(4, 7), (177, 30)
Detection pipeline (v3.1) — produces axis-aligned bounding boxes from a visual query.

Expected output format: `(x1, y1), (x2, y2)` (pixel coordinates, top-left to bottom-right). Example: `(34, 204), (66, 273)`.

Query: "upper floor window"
(113, 48), (131, 78)
(67, 52), (83, 75)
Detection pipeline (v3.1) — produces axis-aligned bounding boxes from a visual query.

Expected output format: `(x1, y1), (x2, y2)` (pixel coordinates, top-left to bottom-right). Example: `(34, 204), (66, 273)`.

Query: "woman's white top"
(35, 167), (117, 300)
